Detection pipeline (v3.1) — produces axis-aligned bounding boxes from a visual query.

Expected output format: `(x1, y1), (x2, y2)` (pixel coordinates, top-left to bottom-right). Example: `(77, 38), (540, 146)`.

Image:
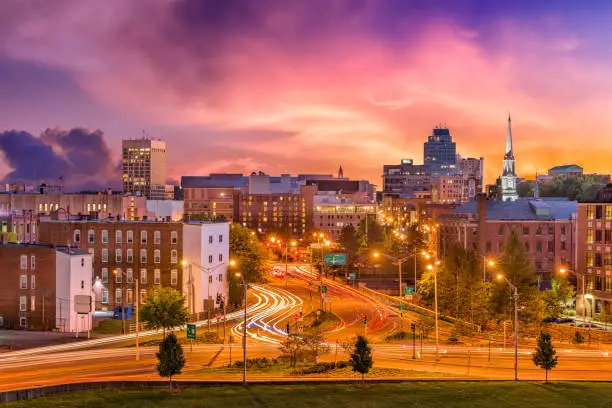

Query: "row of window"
(19, 274), (36, 290)
(101, 268), (176, 286)
(19, 295), (36, 312)
(586, 229), (612, 245)
(73, 229), (179, 245)
(586, 253), (612, 268)
(586, 205), (612, 221)
(100, 248), (178, 264)
(19, 255), (36, 270)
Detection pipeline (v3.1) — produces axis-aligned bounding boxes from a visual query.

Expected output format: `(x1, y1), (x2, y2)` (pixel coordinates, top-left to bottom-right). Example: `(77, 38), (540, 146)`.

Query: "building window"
(140, 289), (147, 305)
(606, 277), (612, 292)
(561, 226), (566, 235)
(547, 225), (554, 235)
(127, 268), (133, 283)
(127, 230), (134, 244)
(140, 249), (147, 263)
(141, 231), (147, 244)
(102, 268), (108, 283)
(20, 255), (27, 270)
(154, 249), (161, 264)
(116, 249), (122, 263)
(219, 234), (223, 243)
(30, 255), (35, 270)
(127, 249), (133, 263)
(536, 241), (542, 253)
(596, 230), (603, 243)
(20, 275), (27, 289)
(547, 241), (554, 252)
(587, 252), (594, 267)
(218, 273), (223, 282)
(171, 231), (178, 244)
(587, 229), (594, 244)
(116, 268), (122, 283)
(523, 227), (529, 235)
(19, 296), (26, 311)
(154, 231), (161, 245)
(218, 254), (223, 262)
(74, 230), (81, 244)
(209, 235), (213, 244)
(141, 269), (147, 284)
(30, 296), (35, 311)
(154, 269), (161, 285)
(605, 255), (612, 268)
(126, 289), (133, 304)
(595, 253), (603, 268)
(116, 230), (122, 244)
(115, 289), (122, 305)
(208, 255), (213, 264)
(208, 275), (213, 283)
(30, 275), (36, 290)
(88, 229), (95, 244)
(171, 250), (177, 264)
(171, 270), (178, 285)
(102, 289), (108, 304)
(536, 226), (542, 235)
(561, 241), (566, 251)
(524, 242), (529, 252)
(587, 206), (595, 220)
(20, 317), (27, 327)
(102, 230), (108, 244)
(596, 205), (604, 220)
(102, 249), (109, 263)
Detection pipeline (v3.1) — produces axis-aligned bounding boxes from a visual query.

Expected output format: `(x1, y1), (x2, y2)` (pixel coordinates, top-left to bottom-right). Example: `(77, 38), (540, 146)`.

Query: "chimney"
(183, 214), (191, 223)
(142, 215), (148, 221)
(476, 193), (487, 222)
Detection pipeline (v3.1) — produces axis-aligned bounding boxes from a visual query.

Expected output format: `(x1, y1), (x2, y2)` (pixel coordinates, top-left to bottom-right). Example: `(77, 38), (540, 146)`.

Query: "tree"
(140, 288), (189, 338)
(338, 224), (359, 262)
(279, 334), (304, 367)
(301, 328), (330, 363)
(489, 228), (539, 323)
(542, 277), (575, 319)
(350, 335), (373, 383)
(356, 216), (384, 249)
(532, 331), (558, 383)
(229, 223), (270, 305)
(156, 333), (185, 389)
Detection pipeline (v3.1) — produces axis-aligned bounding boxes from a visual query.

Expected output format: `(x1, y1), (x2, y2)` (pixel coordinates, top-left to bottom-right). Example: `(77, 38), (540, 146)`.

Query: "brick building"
(438, 194), (577, 284)
(38, 220), (183, 311)
(0, 243), (92, 331)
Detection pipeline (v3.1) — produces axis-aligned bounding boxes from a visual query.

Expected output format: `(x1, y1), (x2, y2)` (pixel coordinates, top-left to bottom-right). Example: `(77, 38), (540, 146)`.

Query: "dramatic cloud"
(2, 1), (612, 184)
(0, 128), (120, 191)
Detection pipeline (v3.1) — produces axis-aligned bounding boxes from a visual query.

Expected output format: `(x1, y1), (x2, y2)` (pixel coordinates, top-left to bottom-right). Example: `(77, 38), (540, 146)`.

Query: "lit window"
(171, 270), (178, 285)
(19, 296), (26, 311)
(30, 296), (35, 311)
(20, 275), (27, 289)
(30, 275), (36, 290)
(141, 269), (147, 285)
(154, 269), (161, 285)
(127, 268), (133, 283)
(115, 268), (122, 283)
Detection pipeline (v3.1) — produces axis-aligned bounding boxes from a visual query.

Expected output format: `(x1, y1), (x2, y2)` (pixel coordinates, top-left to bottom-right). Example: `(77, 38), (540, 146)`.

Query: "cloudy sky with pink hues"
(1, 0), (612, 190)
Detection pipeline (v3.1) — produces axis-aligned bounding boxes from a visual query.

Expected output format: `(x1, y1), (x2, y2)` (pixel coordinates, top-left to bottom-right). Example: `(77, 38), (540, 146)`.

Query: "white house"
(55, 247), (94, 333)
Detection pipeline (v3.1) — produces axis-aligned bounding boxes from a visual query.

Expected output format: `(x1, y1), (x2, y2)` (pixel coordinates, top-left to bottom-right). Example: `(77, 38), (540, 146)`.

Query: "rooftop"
(452, 198), (577, 221)
(55, 246), (90, 256)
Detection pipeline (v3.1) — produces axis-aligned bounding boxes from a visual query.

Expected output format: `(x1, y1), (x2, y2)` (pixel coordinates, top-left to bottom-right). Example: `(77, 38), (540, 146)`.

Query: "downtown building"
(0, 242), (93, 332)
(38, 219), (230, 315)
(122, 138), (168, 200)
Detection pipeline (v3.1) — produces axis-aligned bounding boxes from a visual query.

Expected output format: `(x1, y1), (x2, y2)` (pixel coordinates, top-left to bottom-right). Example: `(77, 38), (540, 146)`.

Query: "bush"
(293, 361), (350, 374)
(573, 331), (584, 344)
(231, 357), (276, 369)
(384, 331), (411, 342)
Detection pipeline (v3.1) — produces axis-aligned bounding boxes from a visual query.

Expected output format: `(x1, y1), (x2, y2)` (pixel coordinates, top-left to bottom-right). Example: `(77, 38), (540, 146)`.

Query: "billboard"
(74, 295), (92, 314)
(325, 253), (347, 266)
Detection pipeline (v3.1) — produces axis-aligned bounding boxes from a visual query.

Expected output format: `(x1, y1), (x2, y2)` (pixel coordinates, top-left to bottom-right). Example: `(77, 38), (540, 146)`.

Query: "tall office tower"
(424, 126), (457, 177)
(122, 138), (167, 200)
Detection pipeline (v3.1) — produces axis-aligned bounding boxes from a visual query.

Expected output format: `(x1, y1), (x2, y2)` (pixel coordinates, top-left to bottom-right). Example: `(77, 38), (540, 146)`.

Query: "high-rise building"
(122, 139), (167, 200)
(424, 127), (457, 177)
(501, 115), (518, 201)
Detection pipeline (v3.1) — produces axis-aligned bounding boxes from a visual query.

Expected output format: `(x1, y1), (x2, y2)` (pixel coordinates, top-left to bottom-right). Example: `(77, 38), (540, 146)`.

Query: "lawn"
(7, 382), (612, 407)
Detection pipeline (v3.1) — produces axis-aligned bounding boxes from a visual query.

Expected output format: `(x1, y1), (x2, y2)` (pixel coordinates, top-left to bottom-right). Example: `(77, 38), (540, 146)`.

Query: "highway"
(3, 264), (612, 391)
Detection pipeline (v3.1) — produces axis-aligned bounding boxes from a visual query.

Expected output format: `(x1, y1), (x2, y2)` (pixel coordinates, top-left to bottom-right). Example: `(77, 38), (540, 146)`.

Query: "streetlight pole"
(114, 269), (139, 361)
(498, 274), (519, 381)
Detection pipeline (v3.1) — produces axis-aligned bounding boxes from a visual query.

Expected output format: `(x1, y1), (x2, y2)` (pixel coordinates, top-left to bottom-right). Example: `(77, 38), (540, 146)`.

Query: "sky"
(1, 0), (612, 190)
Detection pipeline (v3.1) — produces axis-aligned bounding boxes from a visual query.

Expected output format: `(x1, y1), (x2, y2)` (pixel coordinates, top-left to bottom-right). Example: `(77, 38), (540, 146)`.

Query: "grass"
(303, 310), (341, 331)
(7, 382), (612, 407)
(92, 319), (132, 335)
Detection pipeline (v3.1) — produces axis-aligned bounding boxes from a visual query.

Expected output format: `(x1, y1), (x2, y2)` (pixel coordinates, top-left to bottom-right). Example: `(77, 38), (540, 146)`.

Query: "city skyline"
(2, 1), (612, 189)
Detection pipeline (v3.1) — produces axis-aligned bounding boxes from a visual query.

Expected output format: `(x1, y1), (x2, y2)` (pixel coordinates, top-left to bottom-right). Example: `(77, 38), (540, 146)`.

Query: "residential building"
(576, 186), (612, 313)
(431, 176), (465, 203)
(182, 174), (246, 221)
(313, 201), (377, 240)
(424, 126), (457, 177)
(38, 219), (183, 311)
(458, 156), (484, 199)
(438, 194), (577, 285)
(501, 115), (519, 201)
(0, 243), (92, 331)
(182, 222), (230, 314)
(122, 138), (167, 200)
(382, 159), (431, 198)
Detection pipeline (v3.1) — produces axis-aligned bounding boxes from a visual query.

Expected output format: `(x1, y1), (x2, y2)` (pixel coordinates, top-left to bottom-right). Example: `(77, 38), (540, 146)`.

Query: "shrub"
(573, 331), (584, 344)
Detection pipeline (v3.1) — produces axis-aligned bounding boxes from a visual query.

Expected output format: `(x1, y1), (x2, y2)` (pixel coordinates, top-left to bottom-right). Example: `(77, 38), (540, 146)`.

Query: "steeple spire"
(338, 165), (344, 179)
(505, 113), (514, 158)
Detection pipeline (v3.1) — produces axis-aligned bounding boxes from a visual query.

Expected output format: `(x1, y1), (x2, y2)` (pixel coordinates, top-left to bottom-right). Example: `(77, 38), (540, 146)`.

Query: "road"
(4, 264), (612, 391)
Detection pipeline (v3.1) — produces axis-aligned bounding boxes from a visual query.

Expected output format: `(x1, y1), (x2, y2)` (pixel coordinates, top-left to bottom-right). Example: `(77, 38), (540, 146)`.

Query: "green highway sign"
(404, 287), (415, 295)
(318, 285), (328, 293)
(186, 323), (196, 339)
(349, 273), (357, 280)
(325, 253), (347, 266)
(399, 304), (405, 311)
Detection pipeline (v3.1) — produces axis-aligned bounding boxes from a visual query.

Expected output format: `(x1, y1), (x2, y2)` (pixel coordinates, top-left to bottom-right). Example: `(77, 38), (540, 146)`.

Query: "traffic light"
(216, 294), (222, 304)
(286, 323), (290, 334)
(362, 314), (367, 325)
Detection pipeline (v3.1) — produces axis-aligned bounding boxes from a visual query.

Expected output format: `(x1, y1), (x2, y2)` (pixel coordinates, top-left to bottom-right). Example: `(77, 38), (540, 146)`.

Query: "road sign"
(186, 323), (196, 339)
(349, 273), (357, 280)
(399, 304), (405, 311)
(216, 314), (221, 322)
(74, 295), (92, 314)
(325, 253), (347, 266)
(293, 314), (299, 320)
(404, 287), (415, 295)
(318, 285), (328, 293)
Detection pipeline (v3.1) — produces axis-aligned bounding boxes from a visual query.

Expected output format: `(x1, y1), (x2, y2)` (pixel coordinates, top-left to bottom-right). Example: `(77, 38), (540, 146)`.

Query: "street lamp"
(113, 269), (140, 361)
(373, 251), (419, 306)
(234, 264), (248, 385)
(559, 267), (587, 325)
(497, 273), (519, 381)
(482, 257), (495, 283)
(427, 262), (440, 356)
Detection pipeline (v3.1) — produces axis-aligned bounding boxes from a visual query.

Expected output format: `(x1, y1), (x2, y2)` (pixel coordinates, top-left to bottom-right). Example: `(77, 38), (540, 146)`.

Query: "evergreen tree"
(140, 288), (189, 339)
(356, 216), (384, 249)
(338, 224), (359, 262)
(350, 335), (373, 383)
(532, 331), (558, 383)
(156, 333), (186, 389)
(490, 228), (539, 323)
